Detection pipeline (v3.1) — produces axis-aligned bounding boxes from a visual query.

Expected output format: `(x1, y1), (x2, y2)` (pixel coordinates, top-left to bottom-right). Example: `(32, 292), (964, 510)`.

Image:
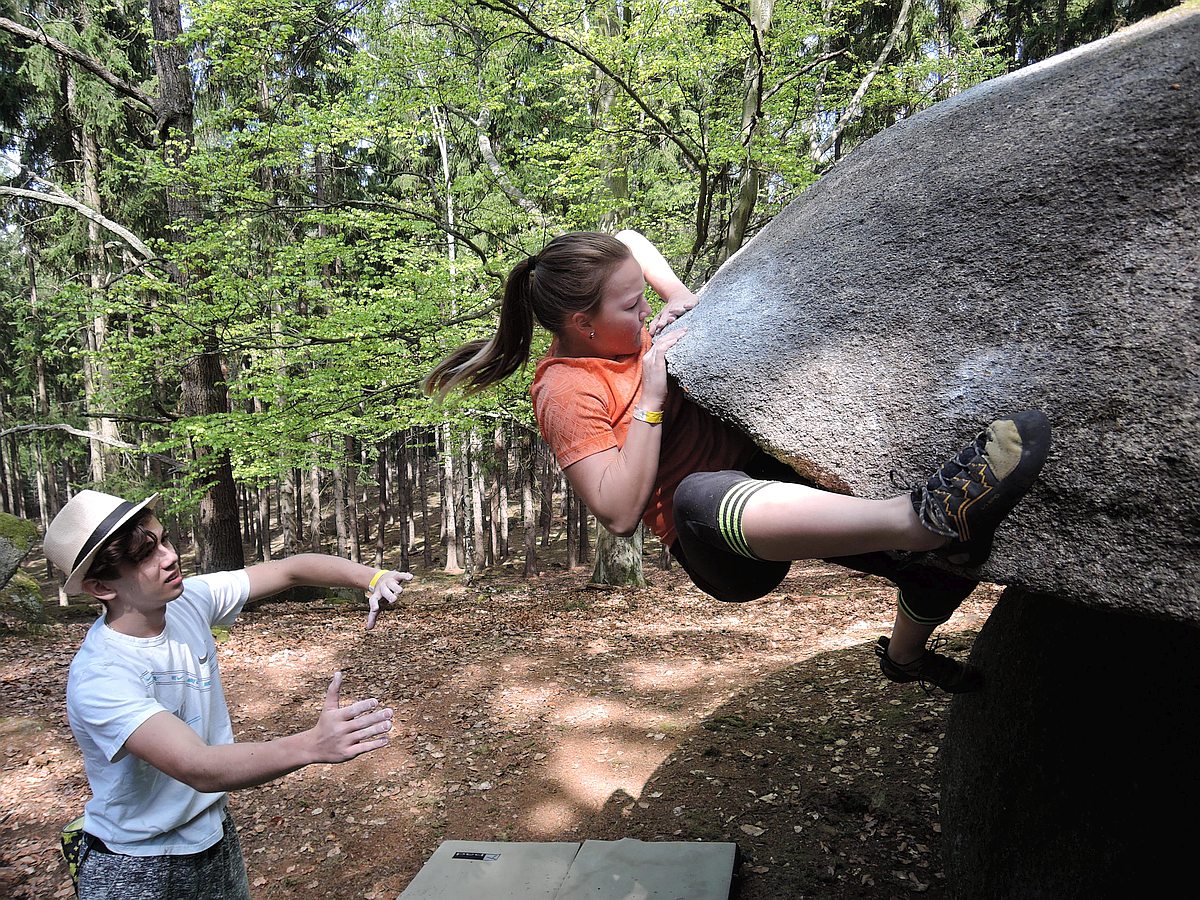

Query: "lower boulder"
(941, 593), (1200, 898)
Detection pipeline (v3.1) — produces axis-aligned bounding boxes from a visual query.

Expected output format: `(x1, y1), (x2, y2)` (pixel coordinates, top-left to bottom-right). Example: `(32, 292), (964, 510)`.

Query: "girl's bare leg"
(887, 608), (937, 664)
(741, 482), (944, 561)
(740, 484), (943, 662)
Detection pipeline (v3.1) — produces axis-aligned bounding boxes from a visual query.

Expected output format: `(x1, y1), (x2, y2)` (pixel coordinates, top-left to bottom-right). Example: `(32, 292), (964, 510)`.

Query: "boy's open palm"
(310, 671), (393, 763)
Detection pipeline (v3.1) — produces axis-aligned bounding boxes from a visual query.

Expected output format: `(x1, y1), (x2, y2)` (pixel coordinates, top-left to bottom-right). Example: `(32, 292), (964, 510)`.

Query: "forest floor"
(0, 553), (999, 900)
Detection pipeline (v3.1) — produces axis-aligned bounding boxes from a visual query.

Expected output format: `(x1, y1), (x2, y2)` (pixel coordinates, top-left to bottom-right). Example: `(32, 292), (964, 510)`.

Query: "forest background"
(0, 0), (1175, 593)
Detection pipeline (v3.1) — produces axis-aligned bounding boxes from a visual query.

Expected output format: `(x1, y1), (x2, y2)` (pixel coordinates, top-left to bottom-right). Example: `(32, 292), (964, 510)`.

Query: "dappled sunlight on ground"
(620, 655), (746, 693)
(543, 732), (665, 809)
(1, 563), (1001, 899)
(523, 797), (580, 836)
(491, 679), (558, 721)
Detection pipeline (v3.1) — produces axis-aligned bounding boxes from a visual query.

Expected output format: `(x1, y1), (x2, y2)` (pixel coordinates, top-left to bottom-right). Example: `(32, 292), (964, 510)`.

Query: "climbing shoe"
(913, 410), (1051, 567)
(875, 636), (982, 694)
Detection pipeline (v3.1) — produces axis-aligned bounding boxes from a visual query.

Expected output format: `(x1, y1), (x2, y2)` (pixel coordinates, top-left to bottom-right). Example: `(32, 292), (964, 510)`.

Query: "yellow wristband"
(368, 570), (386, 590)
(633, 407), (664, 425)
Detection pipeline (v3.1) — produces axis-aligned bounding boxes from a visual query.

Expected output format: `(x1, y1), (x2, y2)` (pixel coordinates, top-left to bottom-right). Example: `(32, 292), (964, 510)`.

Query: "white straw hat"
(43, 490), (160, 595)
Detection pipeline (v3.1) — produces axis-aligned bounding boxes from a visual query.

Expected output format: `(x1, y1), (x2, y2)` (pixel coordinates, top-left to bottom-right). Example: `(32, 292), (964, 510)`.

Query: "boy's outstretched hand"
(365, 570), (414, 630)
(309, 671), (394, 763)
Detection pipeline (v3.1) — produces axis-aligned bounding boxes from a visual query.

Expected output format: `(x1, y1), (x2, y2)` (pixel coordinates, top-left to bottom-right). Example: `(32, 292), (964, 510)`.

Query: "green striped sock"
(717, 479), (773, 559)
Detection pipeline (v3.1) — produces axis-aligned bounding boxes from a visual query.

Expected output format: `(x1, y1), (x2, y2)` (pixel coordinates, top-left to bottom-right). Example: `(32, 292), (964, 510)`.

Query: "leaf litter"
(0, 561), (998, 898)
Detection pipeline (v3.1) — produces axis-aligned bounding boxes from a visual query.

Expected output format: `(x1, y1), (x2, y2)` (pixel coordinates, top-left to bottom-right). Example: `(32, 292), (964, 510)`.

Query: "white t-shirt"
(66, 570), (250, 855)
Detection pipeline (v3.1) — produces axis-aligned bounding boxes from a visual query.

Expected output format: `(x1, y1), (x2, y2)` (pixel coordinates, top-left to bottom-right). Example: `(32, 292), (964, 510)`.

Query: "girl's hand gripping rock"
(640, 328), (686, 411)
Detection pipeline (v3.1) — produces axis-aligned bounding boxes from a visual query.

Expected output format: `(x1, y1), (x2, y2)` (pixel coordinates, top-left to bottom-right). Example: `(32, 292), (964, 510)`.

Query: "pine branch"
(471, 0), (703, 171)
(0, 15), (158, 117)
(0, 423), (181, 468)
(762, 51), (847, 105)
(268, 199), (494, 268)
(471, 107), (556, 232)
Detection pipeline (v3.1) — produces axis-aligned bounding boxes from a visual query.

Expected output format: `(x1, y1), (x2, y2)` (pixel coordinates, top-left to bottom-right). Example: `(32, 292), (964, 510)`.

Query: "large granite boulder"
(668, 8), (1199, 626)
(665, 9), (1199, 897)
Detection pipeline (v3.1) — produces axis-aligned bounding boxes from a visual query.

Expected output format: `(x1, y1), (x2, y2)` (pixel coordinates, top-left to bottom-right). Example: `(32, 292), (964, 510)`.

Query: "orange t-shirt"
(531, 330), (756, 547)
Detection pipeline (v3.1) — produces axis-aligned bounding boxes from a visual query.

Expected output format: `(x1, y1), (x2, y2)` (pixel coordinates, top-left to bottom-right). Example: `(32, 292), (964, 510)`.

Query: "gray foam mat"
(398, 838), (737, 899)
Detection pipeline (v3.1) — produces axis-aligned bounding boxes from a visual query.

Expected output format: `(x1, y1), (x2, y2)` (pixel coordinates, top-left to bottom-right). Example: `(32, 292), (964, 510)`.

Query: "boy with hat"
(43, 489), (412, 899)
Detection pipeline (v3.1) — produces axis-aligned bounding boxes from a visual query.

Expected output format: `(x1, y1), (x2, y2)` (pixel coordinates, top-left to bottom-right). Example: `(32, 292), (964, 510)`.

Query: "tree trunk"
(333, 450), (348, 558)
(0, 393), (18, 515)
(576, 495), (590, 565)
(67, 107), (124, 482)
(456, 436), (469, 568)
(419, 435), (432, 568)
(308, 457), (322, 553)
(403, 432), (416, 550)
(398, 432), (412, 572)
(32, 437), (49, 529)
(82, 125), (124, 477)
(239, 484), (251, 545)
(720, 0), (775, 263)
(28, 250), (61, 530)
(376, 441), (389, 567)
(439, 424), (462, 573)
(596, 1), (631, 232)
(591, 525), (647, 587)
(60, 53), (118, 483)
(5, 432), (24, 517)
(522, 437), (537, 576)
(468, 431), (486, 572)
(0, 422), (7, 515)
(257, 485), (271, 561)
(539, 442), (555, 549)
(565, 480), (578, 569)
(181, 344), (242, 574)
(359, 447), (372, 559)
(281, 468), (298, 556)
(809, 0), (837, 158)
(813, 0), (913, 162)
(152, 0), (243, 574)
(488, 461), (499, 566)
(494, 426), (510, 562)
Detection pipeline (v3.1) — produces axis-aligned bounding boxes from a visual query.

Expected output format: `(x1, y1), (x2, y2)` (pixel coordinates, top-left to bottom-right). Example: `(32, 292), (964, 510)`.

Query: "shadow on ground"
(582, 633), (975, 899)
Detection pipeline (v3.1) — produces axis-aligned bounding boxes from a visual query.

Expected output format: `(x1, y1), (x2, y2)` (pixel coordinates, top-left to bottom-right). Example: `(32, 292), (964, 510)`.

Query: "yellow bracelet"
(633, 407), (664, 425)
(368, 570), (386, 590)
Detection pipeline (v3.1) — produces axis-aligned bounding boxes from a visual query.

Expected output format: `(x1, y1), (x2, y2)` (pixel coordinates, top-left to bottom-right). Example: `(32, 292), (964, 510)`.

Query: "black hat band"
(72, 500), (137, 570)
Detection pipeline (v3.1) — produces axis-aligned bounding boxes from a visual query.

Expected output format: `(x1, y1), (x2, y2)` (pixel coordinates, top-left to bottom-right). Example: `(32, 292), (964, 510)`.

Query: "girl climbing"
(425, 231), (1050, 692)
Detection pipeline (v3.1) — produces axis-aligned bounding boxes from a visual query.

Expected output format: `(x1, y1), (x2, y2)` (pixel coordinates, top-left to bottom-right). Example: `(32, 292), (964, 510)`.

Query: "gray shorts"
(77, 810), (250, 900)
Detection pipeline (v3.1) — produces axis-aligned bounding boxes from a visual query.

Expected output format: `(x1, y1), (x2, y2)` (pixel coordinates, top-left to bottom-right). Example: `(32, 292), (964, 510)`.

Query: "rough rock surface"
(667, 9), (1199, 625)
(941, 588), (1200, 898)
(1, 572), (46, 624)
(0, 512), (37, 589)
(0, 513), (41, 624)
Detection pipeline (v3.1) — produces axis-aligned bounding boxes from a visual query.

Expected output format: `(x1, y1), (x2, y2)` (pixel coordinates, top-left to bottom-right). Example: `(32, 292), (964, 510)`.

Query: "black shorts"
(670, 453), (976, 623)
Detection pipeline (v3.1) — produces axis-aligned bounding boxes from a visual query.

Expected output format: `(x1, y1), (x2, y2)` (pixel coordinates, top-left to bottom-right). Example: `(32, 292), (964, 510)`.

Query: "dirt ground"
(0, 558), (998, 899)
